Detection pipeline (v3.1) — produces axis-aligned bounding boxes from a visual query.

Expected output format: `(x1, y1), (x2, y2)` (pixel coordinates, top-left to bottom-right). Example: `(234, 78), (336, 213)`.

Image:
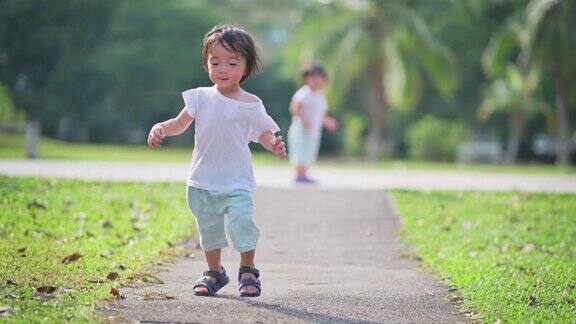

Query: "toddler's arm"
(147, 108), (193, 148)
(323, 116), (338, 132)
(290, 100), (311, 130)
(259, 131), (286, 158)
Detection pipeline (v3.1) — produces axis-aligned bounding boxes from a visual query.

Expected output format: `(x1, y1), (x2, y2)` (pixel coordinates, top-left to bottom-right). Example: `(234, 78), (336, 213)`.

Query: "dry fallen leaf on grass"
(110, 287), (125, 299)
(36, 286), (57, 294)
(27, 200), (47, 209)
(62, 252), (82, 264)
(107, 272), (119, 281)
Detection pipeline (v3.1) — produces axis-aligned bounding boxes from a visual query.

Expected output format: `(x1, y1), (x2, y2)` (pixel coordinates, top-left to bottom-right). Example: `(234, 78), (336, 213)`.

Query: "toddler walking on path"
(147, 24), (285, 297)
(288, 63), (337, 183)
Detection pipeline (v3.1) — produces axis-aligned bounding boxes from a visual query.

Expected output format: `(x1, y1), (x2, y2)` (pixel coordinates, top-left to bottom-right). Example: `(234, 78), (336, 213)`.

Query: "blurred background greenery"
(0, 0), (574, 165)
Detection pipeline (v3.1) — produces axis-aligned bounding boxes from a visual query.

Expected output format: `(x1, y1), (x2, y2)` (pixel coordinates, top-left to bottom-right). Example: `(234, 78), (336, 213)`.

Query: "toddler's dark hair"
(202, 24), (260, 82)
(301, 63), (328, 80)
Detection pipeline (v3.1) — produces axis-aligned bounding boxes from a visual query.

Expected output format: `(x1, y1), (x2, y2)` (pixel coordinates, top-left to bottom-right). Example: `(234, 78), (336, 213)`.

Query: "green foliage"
(51, 0), (220, 143)
(393, 190), (576, 322)
(0, 177), (195, 322)
(0, 0), (117, 120)
(0, 0), (221, 143)
(479, 64), (548, 121)
(406, 115), (467, 161)
(481, 0), (576, 164)
(343, 112), (366, 155)
(281, 1), (457, 112)
(0, 0), (572, 163)
(0, 83), (21, 122)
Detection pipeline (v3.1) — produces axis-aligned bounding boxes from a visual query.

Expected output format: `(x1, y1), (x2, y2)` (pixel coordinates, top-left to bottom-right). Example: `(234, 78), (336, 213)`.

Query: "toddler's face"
(207, 43), (246, 90)
(305, 74), (328, 91)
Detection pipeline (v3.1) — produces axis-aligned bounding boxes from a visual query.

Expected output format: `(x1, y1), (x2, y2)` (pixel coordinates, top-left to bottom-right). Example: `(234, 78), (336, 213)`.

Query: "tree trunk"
(26, 120), (41, 159)
(550, 4), (572, 166)
(504, 111), (525, 164)
(366, 61), (387, 161)
(550, 62), (571, 165)
(554, 89), (570, 165)
(365, 1), (387, 161)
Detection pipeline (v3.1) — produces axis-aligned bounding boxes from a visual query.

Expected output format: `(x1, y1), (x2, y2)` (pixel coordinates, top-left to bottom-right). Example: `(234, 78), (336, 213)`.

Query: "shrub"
(406, 115), (467, 161)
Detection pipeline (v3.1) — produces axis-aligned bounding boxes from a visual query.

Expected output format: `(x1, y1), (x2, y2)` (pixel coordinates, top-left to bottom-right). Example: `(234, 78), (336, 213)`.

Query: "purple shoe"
(294, 176), (316, 184)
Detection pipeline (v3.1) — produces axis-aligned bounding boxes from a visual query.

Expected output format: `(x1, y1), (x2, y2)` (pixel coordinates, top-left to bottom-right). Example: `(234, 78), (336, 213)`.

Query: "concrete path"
(103, 188), (466, 323)
(1, 159), (575, 192)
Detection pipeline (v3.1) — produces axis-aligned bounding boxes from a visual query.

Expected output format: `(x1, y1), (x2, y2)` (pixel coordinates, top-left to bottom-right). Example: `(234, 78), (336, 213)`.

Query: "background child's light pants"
(288, 121), (321, 167)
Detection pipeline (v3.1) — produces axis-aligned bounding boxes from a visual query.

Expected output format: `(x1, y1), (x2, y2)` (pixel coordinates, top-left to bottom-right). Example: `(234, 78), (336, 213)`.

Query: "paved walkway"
(103, 188), (466, 323)
(1, 159), (575, 192)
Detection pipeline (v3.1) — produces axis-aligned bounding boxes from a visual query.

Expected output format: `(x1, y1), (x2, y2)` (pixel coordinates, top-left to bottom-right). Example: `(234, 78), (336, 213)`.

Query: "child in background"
(287, 63), (338, 183)
(147, 24), (285, 297)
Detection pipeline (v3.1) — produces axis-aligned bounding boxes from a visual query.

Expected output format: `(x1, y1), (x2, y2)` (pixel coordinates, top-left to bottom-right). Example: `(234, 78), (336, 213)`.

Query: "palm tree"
(483, 0), (575, 165)
(282, 0), (456, 160)
(479, 64), (548, 163)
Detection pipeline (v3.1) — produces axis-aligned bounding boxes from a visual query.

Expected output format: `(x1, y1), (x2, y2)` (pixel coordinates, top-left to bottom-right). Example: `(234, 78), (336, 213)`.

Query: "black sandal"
(238, 266), (261, 297)
(193, 267), (230, 296)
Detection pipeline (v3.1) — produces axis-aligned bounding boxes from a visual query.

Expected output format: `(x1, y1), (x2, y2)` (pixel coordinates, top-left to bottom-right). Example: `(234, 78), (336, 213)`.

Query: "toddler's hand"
(148, 124), (166, 148)
(323, 117), (338, 132)
(272, 136), (286, 159)
(302, 119), (312, 131)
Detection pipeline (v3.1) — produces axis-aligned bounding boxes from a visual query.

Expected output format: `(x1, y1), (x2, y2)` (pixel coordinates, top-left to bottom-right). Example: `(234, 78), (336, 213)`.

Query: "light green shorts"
(288, 122), (321, 167)
(186, 186), (259, 252)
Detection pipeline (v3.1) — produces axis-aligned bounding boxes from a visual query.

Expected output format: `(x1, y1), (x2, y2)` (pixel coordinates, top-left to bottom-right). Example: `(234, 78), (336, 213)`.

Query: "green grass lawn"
(2, 129), (574, 174)
(0, 176), (195, 322)
(393, 190), (576, 322)
(2, 176), (575, 322)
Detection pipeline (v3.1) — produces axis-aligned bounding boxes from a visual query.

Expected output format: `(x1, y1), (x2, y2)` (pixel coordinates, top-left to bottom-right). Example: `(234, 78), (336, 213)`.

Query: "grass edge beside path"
(0, 176), (196, 322)
(392, 190), (576, 323)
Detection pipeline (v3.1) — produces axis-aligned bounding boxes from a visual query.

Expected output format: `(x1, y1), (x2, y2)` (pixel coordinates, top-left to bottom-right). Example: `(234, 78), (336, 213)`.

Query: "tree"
(483, 0), (576, 165)
(0, 0), (117, 155)
(67, 0), (219, 143)
(282, 0), (456, 160)
(479, 64), (548, 163)
(0, 0), (221, 144)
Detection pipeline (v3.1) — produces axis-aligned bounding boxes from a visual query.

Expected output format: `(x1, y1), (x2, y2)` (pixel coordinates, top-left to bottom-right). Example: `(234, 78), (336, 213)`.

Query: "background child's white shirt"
(183, 85), (280, 192)
(290, 85), (328, 136)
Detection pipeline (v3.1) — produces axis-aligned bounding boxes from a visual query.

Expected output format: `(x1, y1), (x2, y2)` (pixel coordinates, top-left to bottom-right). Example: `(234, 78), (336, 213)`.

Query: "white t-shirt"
(290, 85), (328, 136)
(183, 85), (280, 192)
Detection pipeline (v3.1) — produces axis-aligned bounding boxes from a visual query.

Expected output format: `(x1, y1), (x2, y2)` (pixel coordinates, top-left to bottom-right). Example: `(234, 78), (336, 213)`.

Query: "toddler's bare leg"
(296, 165), (308, 178)
(205, 248), (222, 271)
(194, 248), (222, 294)
(240, 250), (258, 295)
